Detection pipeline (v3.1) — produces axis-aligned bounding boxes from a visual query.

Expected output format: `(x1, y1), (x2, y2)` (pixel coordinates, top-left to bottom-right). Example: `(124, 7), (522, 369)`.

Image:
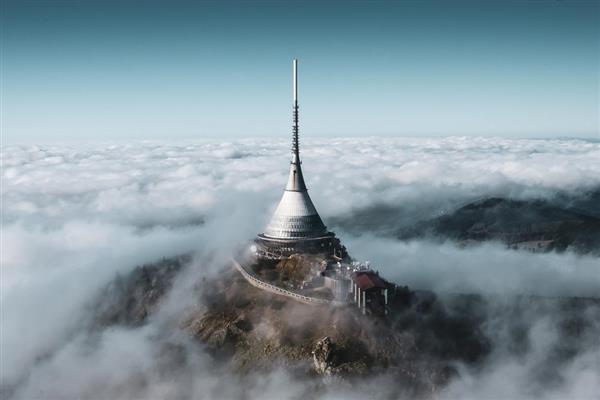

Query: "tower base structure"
(255, 232), (347, 260)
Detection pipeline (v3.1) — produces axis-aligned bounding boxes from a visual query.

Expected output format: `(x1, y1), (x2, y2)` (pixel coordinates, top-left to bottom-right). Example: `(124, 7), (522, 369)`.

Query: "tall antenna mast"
(292, 59), (300, 162)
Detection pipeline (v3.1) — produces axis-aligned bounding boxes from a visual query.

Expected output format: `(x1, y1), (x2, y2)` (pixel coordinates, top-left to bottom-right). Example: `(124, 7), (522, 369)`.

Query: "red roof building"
(351, 271), (388, 315)
(353, 271), (387, 291)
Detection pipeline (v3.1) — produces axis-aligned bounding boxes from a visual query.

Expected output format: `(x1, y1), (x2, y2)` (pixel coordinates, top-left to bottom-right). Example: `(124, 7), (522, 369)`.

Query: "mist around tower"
(3, 4), (600, 397)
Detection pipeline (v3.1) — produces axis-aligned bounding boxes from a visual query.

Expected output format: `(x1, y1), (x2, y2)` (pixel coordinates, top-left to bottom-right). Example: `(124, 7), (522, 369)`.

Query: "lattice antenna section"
(292, 59), (300, 162)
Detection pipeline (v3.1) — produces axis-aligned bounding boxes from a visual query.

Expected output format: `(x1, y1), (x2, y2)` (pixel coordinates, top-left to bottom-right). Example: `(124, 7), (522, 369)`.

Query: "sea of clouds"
(2, 136), (600, 399)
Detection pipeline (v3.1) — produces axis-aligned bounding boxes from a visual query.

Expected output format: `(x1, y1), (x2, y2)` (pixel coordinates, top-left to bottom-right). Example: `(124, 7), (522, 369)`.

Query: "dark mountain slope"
(398, 197), (600, 253)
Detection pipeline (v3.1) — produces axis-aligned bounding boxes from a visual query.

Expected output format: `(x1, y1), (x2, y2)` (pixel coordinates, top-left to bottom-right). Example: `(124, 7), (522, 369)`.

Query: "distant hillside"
(398, 197), (600, 254)
(327, 188), (600, 254)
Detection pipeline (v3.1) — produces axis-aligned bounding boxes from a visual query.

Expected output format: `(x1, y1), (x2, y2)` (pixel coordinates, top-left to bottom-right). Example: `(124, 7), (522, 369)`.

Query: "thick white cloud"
(3, 137), (600, 226)
(1, 137), (599, 399)
(346, 237), (600, 297)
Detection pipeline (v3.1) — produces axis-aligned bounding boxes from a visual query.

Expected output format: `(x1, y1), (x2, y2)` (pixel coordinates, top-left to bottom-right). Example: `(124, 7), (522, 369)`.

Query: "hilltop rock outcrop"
(312, 337), (337, 375)
(90, 255), (600, 397)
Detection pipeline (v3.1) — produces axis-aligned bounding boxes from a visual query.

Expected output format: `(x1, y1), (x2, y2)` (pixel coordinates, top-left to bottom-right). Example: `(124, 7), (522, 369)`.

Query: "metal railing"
(232, 259), (342, 306)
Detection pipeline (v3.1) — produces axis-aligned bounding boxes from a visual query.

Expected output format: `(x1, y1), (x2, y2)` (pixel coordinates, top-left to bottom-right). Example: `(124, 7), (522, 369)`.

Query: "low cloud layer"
(2, 137), (599, 398)
(347, 237), (600, 297)
(4, 137), (600, 227)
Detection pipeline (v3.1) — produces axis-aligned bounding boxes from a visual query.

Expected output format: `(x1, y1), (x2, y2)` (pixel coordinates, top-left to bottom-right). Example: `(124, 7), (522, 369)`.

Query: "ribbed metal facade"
(262, 173), (328, 239)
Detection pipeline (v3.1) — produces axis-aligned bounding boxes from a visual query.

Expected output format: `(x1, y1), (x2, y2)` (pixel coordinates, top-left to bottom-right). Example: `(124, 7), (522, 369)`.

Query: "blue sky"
(1, 0), (598, 142)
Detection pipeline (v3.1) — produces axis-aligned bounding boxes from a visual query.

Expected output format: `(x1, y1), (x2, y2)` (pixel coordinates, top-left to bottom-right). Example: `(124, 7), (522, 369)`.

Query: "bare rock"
(312, 336), (337, 375)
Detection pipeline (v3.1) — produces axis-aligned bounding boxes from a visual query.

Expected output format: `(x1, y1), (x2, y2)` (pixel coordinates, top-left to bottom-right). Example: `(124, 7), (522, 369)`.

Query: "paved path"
(232, 259), (342, 306)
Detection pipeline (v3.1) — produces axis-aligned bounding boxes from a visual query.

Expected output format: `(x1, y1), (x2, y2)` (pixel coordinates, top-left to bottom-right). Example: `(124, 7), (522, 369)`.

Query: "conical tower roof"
(262, 59), (329, 240)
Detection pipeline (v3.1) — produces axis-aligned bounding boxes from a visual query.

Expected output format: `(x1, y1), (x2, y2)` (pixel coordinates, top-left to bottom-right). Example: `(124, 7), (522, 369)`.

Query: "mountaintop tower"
(255, 59), (345, 260)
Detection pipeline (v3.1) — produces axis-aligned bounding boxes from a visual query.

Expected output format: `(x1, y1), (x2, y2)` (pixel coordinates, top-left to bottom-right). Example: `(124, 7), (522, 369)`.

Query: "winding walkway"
(232, 259), (342, 306)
